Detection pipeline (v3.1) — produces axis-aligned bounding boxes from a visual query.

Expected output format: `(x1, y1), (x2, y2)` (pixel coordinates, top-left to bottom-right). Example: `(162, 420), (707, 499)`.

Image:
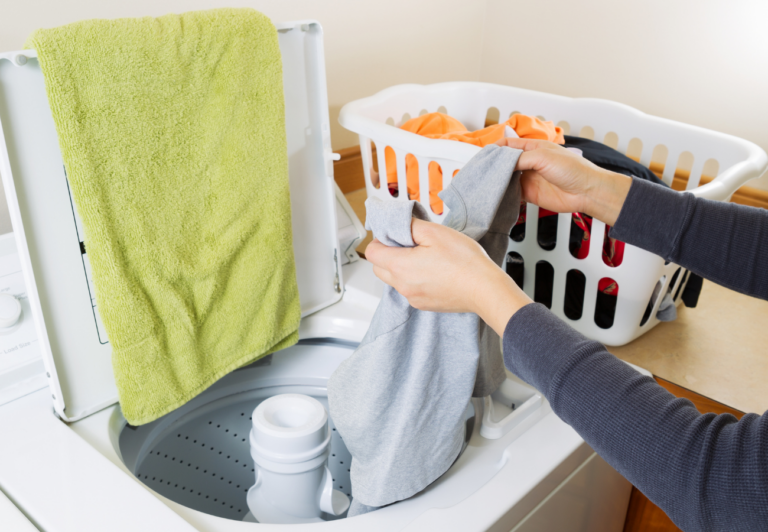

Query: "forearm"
(582, 170), (632, 226)
(503, 305), (768, 531)
(609, 178), (768, 300)
(471, 262), (532, 337)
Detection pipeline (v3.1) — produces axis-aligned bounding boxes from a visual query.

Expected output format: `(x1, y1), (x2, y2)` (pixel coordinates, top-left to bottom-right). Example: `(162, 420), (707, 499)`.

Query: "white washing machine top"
(0, 17), (634, 532)
(0, 489), (37, 532)
(0, 339), (594, 532)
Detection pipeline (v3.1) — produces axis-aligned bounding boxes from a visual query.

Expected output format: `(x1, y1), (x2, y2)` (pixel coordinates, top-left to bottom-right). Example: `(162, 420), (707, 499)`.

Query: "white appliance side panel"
(510, 453), (632, 532)
(0, 489), (38, 532)
(0, 20), (342, 421)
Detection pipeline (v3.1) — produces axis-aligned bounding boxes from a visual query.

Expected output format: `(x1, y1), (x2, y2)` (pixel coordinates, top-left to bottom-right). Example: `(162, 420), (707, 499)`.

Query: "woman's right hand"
(365, 218), (532, 336)
(495, 138), (632, 226)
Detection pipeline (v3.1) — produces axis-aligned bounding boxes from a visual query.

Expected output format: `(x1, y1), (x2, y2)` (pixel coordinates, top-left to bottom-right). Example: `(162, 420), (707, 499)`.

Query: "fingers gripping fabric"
(363, 196), (430, 247)
(327, 145), (522, 513)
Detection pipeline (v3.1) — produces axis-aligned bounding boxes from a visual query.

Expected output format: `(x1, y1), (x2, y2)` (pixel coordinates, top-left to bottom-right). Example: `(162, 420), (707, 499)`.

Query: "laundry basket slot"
(339, 82), (768, 345)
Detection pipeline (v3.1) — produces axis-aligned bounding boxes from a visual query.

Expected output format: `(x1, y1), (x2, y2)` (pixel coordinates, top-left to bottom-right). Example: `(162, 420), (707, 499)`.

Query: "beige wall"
(0, 0), (485, 234)
(0, 0), (486, 150)
(480, 0), (768, 189)
(1, 1), (767, 235)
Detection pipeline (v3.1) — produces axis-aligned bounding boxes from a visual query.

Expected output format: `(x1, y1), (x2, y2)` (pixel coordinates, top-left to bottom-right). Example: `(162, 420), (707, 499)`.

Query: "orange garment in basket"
(385, 112), (564, 214)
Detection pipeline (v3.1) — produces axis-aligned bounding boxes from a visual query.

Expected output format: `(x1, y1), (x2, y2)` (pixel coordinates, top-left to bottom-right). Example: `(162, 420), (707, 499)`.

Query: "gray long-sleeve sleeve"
(503, 179), (768, 532)
(610, 178), (768, 299)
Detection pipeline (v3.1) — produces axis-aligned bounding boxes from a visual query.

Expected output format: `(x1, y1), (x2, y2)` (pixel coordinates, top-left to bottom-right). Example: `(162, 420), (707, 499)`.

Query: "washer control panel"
(0, 233), (45, 405)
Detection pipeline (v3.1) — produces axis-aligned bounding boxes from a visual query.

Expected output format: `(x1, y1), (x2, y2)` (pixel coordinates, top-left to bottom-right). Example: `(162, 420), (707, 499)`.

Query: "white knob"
(0, 294), (21, 328)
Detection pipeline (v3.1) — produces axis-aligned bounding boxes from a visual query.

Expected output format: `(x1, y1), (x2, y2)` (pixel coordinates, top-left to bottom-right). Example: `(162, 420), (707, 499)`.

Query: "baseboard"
(333, 145), (768, 210)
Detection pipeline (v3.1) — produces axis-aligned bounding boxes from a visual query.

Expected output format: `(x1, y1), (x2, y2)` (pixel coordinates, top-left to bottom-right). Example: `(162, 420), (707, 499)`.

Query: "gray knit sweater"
(503, 178), (768, 532)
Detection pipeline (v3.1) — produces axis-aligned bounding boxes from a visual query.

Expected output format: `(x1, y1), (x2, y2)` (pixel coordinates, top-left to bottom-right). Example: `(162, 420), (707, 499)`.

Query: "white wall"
(1, 1), (767, 235)
(480, 0), (768, 189)
(0, 0), (485, 234)
(0, 0), (486, 151)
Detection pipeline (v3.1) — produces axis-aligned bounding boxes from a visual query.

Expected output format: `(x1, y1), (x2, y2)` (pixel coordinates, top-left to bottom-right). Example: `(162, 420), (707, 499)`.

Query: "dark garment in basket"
(507, 136), (703, 326)
(562, 135), (666, 186)
(504, 177), (768, 531)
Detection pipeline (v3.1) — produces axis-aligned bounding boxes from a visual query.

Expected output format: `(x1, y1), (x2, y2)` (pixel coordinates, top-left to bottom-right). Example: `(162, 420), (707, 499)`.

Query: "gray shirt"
(328, 144), (522, 511)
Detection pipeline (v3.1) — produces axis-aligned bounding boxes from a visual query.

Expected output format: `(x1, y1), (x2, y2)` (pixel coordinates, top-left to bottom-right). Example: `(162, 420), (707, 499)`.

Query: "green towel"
(26, 9), (300, 425)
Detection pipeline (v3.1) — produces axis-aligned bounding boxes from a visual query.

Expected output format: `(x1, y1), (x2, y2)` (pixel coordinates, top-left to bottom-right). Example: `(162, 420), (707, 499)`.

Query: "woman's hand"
(496, 137), (632, 226)
(365, 218), (532, 335)
(365, 138), (633, 331)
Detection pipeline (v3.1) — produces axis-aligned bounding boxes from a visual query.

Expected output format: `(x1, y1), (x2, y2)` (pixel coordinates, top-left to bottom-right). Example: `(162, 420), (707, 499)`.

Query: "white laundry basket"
(338, 82), (768, 346)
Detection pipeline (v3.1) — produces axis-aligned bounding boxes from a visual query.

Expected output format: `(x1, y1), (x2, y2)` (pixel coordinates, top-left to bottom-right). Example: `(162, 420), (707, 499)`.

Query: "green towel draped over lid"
(26, 8), (301, 425)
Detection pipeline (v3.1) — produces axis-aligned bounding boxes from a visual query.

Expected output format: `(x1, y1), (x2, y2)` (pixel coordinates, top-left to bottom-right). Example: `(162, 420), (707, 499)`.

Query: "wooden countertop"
(609, 281), (768, 414)
(344, 188), (768, 415)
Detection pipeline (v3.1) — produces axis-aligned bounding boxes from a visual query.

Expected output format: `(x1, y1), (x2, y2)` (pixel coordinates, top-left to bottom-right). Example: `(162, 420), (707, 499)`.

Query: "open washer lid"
(0, 20), (343, 422)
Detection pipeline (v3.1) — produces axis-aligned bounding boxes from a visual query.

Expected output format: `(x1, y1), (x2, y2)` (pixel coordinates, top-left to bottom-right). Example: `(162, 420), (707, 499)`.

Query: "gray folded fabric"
(656, 292), (678, 322)
(650, 280), (678, 322)
(327, 144), (522, 514)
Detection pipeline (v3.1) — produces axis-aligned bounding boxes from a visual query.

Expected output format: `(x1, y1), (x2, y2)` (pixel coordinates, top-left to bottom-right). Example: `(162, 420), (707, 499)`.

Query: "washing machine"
(0, 19), (637, 532)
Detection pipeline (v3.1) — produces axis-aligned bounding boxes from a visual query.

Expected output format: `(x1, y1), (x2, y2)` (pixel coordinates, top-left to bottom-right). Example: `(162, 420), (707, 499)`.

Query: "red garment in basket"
(569, 212), (624, 294)
(385, 112), (565, 214)
(512, 204), (624, 295)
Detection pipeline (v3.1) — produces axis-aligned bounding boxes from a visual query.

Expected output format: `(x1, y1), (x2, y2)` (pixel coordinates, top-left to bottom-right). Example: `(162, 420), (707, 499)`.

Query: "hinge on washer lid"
(333, 249), (341, 293)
